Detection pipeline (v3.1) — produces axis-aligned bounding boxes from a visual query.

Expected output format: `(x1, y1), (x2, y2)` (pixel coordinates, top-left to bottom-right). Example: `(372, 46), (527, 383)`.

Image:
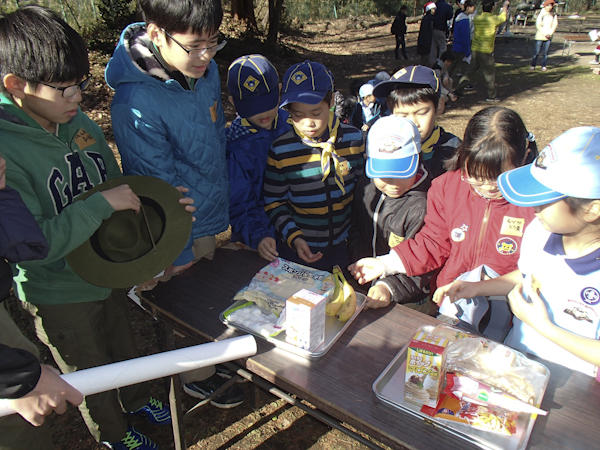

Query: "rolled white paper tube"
(0, 334), (257, 417)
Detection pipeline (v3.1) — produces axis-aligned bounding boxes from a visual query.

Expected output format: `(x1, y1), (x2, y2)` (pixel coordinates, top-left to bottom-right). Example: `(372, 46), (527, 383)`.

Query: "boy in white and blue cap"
(263, 60), (365, 271)
(348, 115), (437, 315)
(351, 83), (381, 133)
(226, 54), (291, 261)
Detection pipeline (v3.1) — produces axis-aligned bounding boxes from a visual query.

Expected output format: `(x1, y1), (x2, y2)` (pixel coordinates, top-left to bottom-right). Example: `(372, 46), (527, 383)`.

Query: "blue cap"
(373, 65), (440, 99)
(280, 61), (335, 107)
(498, 127), (600, 207)
(227, 54), (279, 118)
(366, 116), (421, 179)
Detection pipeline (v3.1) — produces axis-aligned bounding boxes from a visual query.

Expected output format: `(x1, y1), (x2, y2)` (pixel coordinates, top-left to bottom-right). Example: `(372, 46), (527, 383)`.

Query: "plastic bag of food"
(445, 337), (548, 405)
(233, 258), (334, 316)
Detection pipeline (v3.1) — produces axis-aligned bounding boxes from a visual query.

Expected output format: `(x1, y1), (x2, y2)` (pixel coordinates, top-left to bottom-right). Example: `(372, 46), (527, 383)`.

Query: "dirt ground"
(13, 13), (600, 450)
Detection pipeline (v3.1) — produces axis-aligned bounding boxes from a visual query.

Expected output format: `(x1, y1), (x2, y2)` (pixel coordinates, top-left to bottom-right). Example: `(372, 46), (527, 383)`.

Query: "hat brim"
(373, 80), (438, 99)
(366, 155), (419, 179)
(234, 88), (280, 118)
(498, 165), (566, 207)
(280, 90), (328, 107)
(65, 176), (192, 288)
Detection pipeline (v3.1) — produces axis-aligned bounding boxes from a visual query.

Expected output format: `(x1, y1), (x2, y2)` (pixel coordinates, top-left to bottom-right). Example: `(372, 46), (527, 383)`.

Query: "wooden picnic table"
(140, 246), (600, 450)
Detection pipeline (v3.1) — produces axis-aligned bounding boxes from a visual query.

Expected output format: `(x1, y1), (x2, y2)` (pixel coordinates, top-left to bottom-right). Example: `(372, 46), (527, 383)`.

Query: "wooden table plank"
(142, 247), (600, 450)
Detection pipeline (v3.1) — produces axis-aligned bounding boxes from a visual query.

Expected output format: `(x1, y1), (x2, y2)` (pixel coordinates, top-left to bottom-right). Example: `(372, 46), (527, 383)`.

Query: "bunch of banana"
(325, 265), (357, 322)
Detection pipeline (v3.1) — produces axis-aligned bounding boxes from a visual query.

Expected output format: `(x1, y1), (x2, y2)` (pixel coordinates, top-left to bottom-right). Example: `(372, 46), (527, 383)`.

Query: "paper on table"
(0, 334), (257, 417)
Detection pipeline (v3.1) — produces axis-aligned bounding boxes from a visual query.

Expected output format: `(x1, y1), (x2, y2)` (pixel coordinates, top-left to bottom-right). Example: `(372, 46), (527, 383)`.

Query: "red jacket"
(393, 170), (535, 286)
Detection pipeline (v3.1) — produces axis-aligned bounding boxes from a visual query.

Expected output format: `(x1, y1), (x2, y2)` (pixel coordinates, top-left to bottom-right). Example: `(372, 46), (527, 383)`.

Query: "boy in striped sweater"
(263, 61), (365, 271)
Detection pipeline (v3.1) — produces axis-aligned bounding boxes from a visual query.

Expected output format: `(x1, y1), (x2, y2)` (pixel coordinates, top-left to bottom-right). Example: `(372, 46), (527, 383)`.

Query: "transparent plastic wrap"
(445, 338), (548, 405)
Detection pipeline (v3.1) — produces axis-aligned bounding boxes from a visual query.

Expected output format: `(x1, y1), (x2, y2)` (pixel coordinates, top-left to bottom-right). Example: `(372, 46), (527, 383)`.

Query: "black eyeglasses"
(39, 76), (91, 98)
(162, 29), (227, 58)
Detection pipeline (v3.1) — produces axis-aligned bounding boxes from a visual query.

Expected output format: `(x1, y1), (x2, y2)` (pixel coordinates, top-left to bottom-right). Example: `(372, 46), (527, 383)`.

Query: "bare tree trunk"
(267, 0), (284, 43)
(232, 0), (258, 27)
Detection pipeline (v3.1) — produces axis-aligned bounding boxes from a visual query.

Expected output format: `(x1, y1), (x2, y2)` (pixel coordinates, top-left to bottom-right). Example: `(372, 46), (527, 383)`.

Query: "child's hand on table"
(293, 238), (323, 264)
(258, 237), (278, 261)
(365, 284), (392, 309)
(348, 257), (384, 284)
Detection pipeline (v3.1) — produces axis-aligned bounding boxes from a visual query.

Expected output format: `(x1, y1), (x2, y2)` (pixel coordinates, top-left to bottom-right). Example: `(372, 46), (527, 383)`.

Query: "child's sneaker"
(130, 398), (171, 425)
(182, 373), (245, 409)
(541, 66), (548, 72)
(103, 426), (158, 450)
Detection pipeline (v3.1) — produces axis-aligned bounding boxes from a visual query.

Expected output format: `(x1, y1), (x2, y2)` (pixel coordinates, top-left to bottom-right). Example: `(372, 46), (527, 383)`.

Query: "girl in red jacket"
(350, 107), (537, 339)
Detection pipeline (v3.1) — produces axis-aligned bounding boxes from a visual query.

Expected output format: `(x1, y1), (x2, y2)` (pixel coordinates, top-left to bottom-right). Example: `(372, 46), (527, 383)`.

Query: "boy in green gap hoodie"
(0, 6), (194, 450)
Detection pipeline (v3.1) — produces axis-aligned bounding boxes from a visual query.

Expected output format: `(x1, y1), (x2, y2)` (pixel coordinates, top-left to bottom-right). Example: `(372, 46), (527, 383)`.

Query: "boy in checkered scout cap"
(226, 54), (291, 262)
(263, 61), (365, 271)
(348, 115), (438, 316)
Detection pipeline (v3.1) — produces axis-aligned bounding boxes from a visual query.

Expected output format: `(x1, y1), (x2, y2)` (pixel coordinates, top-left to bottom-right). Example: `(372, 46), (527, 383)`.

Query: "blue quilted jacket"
(105, 23), (229, 264)
(226, 109), (291, 249)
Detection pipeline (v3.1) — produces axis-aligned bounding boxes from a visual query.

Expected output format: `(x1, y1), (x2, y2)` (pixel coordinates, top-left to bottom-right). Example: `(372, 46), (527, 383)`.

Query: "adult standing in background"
(391, 5), (409, 60)
(453, 0), (510, 102)
(531, 0), (558, 71)
(430, 0), (454, 65)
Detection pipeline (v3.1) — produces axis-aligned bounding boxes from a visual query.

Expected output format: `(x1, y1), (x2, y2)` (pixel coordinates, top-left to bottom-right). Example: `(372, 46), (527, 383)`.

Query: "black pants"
(395, 34), (408, 59)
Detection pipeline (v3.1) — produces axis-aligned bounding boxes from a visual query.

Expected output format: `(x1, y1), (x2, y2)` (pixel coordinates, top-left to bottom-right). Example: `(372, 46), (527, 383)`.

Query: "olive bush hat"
(66, 176), (192, 288)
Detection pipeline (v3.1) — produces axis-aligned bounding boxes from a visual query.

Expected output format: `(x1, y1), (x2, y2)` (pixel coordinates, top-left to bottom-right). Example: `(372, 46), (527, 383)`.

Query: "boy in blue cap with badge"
(226, 54), (291, 261)
(263, 61), (364, 271)
(348, 115), (437, 314)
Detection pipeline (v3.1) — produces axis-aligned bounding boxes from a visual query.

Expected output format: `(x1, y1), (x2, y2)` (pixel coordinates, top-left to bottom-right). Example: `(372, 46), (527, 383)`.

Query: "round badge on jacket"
(65, 176), (192, 288)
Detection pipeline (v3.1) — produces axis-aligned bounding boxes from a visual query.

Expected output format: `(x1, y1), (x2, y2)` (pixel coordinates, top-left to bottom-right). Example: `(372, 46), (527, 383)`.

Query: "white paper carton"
(285, 289), (326, 352)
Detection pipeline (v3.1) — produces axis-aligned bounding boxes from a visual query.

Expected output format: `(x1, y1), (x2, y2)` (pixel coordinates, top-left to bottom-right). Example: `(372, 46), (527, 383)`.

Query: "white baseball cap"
(366, 116), (421, 179)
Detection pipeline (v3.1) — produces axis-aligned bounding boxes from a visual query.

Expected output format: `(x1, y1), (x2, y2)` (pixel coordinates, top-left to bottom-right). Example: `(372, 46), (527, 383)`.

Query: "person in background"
(430, 0), (454, 65)
(418, 3), (437, 66)
(448, 0), (476, 82)
(226, 54), (291, 262)
(432, 50), (457, 113)
(351, 83), (381, 135)
(453, 0), (510, 102)
(391, 5), (409, 60)
(531, 0), (558, 72)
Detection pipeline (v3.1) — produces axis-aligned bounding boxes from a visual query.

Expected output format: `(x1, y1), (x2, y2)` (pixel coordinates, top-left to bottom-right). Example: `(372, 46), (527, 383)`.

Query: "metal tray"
(372, 326), (550, 450)
(220, 293), (366, 360)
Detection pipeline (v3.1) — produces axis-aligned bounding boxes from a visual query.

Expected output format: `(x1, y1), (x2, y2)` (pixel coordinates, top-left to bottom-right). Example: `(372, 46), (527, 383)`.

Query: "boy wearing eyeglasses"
(0, 6), (195, 450)
(106, 0), (229, 274)
(106, 0), (246, 410)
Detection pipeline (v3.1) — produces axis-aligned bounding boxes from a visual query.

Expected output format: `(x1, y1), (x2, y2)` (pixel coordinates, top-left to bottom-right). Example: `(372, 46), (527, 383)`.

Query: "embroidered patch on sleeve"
(74, 129), (96, 150)
(388, 232), (404, 248)
(500, 216), (525, 237)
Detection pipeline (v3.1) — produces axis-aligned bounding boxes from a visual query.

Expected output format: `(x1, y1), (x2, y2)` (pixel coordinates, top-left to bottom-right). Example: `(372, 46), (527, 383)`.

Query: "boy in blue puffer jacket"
(106, 0), (247, 411)
(105, 0), (229, 275)
(226, 55), (291, 261)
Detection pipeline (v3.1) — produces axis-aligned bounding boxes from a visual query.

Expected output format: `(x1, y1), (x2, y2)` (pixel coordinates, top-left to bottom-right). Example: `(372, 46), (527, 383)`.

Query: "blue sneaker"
(103, 426), (158, 450)
(130, 397), (171, 425)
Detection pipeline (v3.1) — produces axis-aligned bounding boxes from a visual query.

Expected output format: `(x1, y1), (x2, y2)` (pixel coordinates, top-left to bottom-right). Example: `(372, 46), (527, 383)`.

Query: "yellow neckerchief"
(421, 125), (441, 158)
(240, 113), (279, 133)
(293, 111), (345, 193)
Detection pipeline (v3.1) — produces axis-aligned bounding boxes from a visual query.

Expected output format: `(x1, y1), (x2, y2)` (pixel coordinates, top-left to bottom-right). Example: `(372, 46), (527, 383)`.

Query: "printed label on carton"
(285, 289), (326, 352)
(404, 330), (450, 408)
